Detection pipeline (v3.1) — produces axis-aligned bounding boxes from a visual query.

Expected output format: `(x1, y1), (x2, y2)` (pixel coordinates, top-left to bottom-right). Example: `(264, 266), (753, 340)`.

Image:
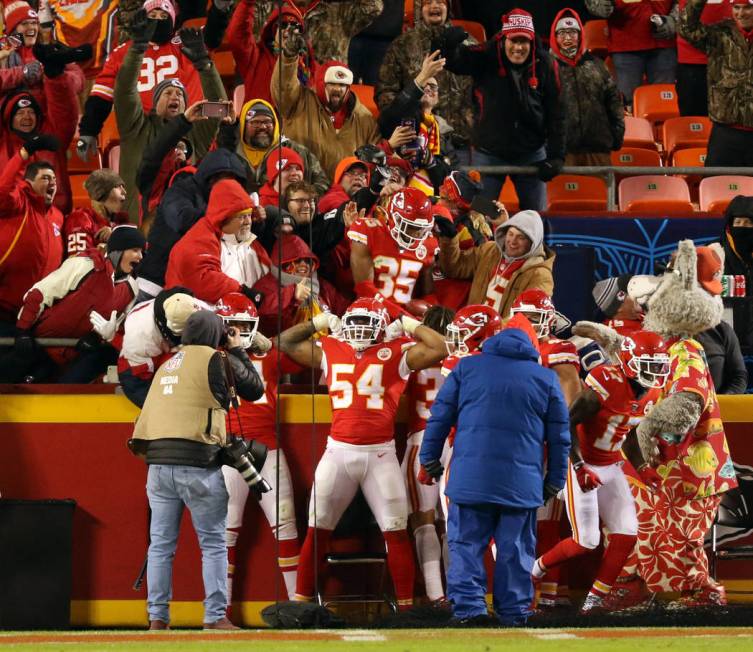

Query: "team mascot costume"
(574, 240), (737, 608)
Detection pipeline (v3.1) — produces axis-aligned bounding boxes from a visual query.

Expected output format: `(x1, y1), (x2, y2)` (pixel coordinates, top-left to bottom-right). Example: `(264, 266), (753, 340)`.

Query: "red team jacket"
(318, 335), (414, 445)
(63, 207), (129, 257)
(606, 0), (676, 53)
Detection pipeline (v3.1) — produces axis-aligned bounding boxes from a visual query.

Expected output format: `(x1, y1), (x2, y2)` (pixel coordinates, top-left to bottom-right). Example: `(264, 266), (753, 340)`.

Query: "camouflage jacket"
(376, 4), (474, 145)
(680, 0), (753, 127)
(249, 0), (383, 64)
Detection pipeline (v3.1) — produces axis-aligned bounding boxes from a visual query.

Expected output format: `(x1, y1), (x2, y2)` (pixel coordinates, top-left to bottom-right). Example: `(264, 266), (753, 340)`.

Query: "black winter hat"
(107, 225), (146, 253)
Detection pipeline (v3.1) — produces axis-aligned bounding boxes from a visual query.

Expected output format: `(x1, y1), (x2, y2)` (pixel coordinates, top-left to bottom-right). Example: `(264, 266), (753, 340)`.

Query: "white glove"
(89, 310), (118, 342)
(312, 312), (341, 333)
(384, 319), (404, 340)
(250, 331), (272, 354)
(401, 314), (421, 335)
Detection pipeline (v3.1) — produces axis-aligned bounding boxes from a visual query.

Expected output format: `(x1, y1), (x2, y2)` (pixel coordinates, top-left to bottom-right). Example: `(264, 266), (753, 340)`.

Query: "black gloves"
(76, 332), (102, 353)
(33, 42), (92, 78)
(537, 158), (563, 182)
(241, 285), (264, 307)
(22, 133), (61, 154)
(433, 215), (456, 239)
(423, 459), (444, 480)
(180, 27), (211, 70)
(130, 11), (159, 51)
(14, 329), (36, 359)
(432, 25), (467, 57)
(543, 481), (561, 501)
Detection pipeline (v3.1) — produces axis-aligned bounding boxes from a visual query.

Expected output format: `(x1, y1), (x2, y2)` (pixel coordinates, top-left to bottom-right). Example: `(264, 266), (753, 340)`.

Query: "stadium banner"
(0, 392), (751, 626)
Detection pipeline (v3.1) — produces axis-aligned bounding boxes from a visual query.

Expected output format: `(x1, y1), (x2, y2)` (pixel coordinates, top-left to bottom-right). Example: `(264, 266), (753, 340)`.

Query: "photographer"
(131, 309), (265, 630)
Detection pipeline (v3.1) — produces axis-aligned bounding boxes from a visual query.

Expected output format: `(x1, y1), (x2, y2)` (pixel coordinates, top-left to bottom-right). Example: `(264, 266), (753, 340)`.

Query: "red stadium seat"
(633, 84), (679, 125)
(622, 116), (657, 150)
(451, 19), (487, 43)
(498, 178), (519, 215)
(546, 175), (607, 212)
(351, 83), (379, 118)
(583, 20), (608, 58)
(699, 176), (753, 214)
(618, 175), (694, 214)
(661, 116), (711, 159)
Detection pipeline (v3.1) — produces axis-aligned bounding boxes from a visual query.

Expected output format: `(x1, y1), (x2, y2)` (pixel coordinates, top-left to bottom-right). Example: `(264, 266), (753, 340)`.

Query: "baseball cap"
(696, 246), (723, 295)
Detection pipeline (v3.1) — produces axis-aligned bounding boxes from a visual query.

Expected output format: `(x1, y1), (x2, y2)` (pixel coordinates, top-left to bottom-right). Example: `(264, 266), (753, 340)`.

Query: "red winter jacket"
(16, 248), (135, 337)
(63, 206), (129, 257)
(0, 80), (79, 213)
(0, 152), (64, 321)
(606, 0), (676, 53)
(227, 0), (315, 104)
(165, 179), (254, 303)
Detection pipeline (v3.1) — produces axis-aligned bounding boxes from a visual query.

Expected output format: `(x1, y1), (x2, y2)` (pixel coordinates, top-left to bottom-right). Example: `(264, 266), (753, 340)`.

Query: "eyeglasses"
(288, 197), (315, 206)
(424, 83), (439, 92)
(246, 117), (274, 127)
(557, 29), (579, 38)
(343, 168), (368, 179)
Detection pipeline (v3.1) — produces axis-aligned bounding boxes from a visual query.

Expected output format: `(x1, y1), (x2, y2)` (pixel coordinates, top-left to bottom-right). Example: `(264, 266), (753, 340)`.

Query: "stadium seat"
(108, 145), (120, 174)
(699, 176), (753, 214)
(351, 83), (379, 118)
(403, 0), (414, 30)
(498, 178), (520, 215)
(233, 84), (245, 116)
(618, 175), (694, 213)
(99, 112), (119, 154)
(451, 19), (487, 43)
(611, 147), (662, 168)
(214, 50), (236, 81)
(622, 116), (657, 150)
(632, 84), (680, 125)
(69, 173), (89, 208)
(661, 116), (711, 159)
(583, 20), (608, 58)
(66, 139), (102, 175)
(181, 17), (207, 30)
(546, 175), (607, 212)
(672, 147), (708, 202)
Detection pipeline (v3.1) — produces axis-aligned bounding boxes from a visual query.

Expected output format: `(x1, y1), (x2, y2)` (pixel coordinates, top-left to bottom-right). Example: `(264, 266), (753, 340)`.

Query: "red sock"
(541, 537), (590, 571)
(294, 527), (332, 601)
(591, 533), (637, 597)
(536, 520), (562, 602)
(384, 530), (416, 610)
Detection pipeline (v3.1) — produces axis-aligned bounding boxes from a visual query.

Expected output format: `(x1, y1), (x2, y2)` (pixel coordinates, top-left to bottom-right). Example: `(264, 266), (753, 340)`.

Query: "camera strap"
(219, 350), (246, 439)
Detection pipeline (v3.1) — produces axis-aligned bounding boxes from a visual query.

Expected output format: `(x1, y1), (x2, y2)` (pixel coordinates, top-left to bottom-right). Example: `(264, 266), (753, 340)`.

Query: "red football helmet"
(510, 289), (556, 339)
(341, 297), (390, 351)
(215, 292), (259, 349)
(387, 187), (434, 251)
(445, 304), (502, 356)
(618, 330), (671, 389)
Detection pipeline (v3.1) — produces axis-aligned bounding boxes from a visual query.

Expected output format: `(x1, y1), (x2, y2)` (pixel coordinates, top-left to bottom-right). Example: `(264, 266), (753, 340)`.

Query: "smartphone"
(200, 101), (230, 118)
(470, 195), (503, 218)
(0, 34), (23, 49)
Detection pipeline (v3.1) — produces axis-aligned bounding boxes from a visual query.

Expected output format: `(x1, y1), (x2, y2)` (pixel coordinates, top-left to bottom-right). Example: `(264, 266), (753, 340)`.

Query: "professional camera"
(222, 437), (272, 497)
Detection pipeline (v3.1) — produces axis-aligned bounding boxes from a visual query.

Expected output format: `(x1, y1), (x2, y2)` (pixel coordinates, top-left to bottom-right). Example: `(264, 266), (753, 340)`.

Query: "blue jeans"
(447, 502), (536, 626)
(612, 48), (678, 108)
(146, 464), (229, 624)
(471, 147), (547, 212)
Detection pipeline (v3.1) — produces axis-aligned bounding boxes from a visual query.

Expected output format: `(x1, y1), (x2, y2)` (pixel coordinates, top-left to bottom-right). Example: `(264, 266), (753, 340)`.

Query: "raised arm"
(404, 318), (448, 371)
(276, 318), (325, 369)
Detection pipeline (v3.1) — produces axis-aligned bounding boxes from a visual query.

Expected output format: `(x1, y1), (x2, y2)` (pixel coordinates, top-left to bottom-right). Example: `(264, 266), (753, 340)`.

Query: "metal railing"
(0, 337), (78, 347)
(465, 165), (753, 211)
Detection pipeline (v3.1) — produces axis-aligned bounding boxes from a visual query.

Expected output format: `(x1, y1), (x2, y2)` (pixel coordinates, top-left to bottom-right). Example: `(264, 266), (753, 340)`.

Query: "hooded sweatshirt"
(549, 8), (624, 155)
(721, 195), (753, 354)
(318, 156), (369, 213)
(181, 310), (225, 348)
(165, 179), (254, 303)
(258, 146), (305, 207)
(228, 0), (316, 105)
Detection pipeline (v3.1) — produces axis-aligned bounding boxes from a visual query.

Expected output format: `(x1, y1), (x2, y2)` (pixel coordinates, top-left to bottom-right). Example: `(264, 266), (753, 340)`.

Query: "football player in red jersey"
(511, 289), (581, 608)
(441, 303), (502, 377)
(278, 297), (448, 610)
(531, 330), (671, 613)
(349, 187), (437, 318)
(402, 305), (455, 604)
(216, 293), (303, 605)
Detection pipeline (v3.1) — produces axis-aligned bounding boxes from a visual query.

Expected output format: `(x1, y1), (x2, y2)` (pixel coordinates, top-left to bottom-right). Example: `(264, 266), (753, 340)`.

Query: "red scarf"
(484, 258), (526, 311)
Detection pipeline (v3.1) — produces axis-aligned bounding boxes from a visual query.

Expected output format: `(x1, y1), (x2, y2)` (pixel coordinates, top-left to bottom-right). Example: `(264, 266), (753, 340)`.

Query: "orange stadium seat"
(619, 175), (694, 213)
(451, 19), (487, 43)
(99, 111), (120, 154)
(699, 176), (753, 214)
(181, 17), (207, 30)
(632, 83), (680, 125)
(108, 145), (120, 174)
(69, 173), (89, 208)
(672, 147), (708, 202)
(622, 116), (657, 150)
(351, 84), (379, 118)
(611, 147), (662, 168)
(498, 178), (520, 215)
(546, 175), (607, 212)
(66, 139), (102, 175)
(233, 84), (245, 116)
(404, 0), (414, 30)
(583, 20), (608, 58)
(213, 50), (236, 81)
(661, 116), (711, 159)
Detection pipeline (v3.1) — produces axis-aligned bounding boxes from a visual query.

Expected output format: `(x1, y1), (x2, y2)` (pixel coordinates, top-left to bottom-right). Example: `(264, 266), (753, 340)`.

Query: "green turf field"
(2, 628), (752, 651)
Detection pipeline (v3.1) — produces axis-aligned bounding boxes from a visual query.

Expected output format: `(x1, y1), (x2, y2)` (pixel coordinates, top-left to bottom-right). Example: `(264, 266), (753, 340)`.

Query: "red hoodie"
(549, 8), (587, 66)
(605, 0), (675, 53)
(165, 179), (253, 303)
(227, 0), (316, 104)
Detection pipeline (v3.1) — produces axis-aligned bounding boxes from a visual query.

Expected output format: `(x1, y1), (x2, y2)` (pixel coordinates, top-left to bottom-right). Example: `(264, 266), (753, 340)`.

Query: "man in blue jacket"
(420, 316), (570, 626)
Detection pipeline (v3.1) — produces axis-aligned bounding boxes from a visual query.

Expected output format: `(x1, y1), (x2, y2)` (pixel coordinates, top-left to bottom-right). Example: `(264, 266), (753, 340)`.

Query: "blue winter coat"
(420, 328), (570, 508)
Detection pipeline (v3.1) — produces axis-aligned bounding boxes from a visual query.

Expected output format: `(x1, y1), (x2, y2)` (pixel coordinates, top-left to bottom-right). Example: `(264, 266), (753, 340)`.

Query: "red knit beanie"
(4, 1), (38, 35)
